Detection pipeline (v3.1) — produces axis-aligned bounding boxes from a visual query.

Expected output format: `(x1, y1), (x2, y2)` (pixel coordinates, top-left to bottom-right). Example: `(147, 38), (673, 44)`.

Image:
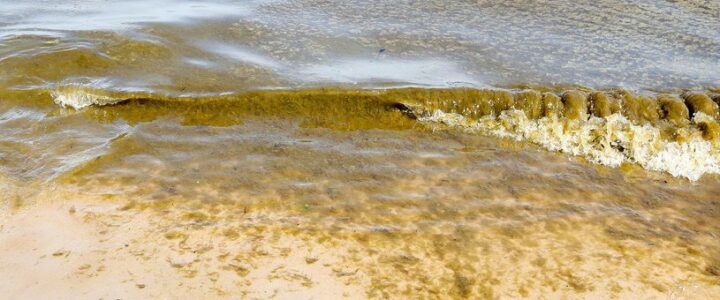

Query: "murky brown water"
(1, 1), (720, 299)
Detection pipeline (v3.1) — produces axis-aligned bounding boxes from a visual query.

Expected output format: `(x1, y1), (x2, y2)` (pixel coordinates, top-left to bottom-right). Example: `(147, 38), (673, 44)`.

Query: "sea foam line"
(51, 87), (126, 109)
(413, 107), (720, 181)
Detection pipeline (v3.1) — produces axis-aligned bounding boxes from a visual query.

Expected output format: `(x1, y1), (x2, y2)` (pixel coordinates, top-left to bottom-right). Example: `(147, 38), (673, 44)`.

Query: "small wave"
(403, 89), (720, 181)
(42, 85), (720, 180)
(51, 86), (127, 109)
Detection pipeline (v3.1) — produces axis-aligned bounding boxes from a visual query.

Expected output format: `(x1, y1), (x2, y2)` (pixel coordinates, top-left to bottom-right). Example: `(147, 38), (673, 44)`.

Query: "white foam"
(51, 88), (124, 109)
(414, 108), (720, 181)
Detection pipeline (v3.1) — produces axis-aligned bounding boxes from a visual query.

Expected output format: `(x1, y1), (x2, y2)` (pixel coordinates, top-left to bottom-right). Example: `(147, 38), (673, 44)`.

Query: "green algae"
(561, 90), (588, 120)
(77, 89), (419, 130)
(389, 88), (514, 119)
(541, 92), (563, 117)
(514, 90), (543, 119)
(698, 119), (720, 141)
(658, 95), (690, 127)
(683, 92), (719, 118)
(612, 90), (661, 124)
(588, 91), (619, 118)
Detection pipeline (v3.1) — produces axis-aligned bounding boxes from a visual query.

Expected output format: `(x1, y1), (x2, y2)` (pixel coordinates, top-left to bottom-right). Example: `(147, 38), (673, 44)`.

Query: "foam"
(51, 87), (125, 109)
(412, 107), (720, 181)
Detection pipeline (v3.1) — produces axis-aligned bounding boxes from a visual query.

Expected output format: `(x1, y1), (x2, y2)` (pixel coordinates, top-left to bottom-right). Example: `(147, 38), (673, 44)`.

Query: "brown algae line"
(3, 85), (720, 182)
(3, 86), (720, 138)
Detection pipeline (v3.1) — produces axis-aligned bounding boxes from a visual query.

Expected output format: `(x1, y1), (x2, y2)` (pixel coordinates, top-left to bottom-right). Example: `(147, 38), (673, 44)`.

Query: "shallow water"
(2, 0), (720, 92)
(1, 1), (720, 298)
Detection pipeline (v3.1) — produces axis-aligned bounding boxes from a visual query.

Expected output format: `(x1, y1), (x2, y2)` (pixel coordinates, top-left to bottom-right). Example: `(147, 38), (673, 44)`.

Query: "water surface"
(1, 1), (720, 298)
